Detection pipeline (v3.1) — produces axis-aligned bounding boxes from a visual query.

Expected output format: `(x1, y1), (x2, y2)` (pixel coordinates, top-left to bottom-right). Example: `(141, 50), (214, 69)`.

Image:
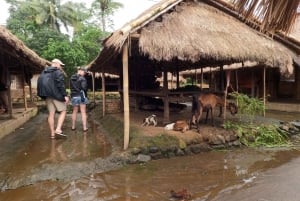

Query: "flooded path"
(1, 110), (300, 200)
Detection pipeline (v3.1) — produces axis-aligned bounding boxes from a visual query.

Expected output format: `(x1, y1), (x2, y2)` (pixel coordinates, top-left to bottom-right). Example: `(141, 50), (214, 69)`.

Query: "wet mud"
(1, 109), (300, 200)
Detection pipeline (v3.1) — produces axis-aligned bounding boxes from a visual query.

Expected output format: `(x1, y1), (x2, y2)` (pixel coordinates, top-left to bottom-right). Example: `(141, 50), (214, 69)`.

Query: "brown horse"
(191, 93), (237, 132)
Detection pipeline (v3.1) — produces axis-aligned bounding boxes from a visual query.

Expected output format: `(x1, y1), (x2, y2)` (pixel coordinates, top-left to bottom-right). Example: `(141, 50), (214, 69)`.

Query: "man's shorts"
(46, 97), (67, 112)
(71, 96), (89, 106)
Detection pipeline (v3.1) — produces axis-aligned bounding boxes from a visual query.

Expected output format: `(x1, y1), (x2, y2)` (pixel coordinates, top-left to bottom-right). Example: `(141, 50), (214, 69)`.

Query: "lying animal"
(164, 123), (175, 130)
(173, 120), (189, 133)
(142, 114), (157, 126)
(170, 188), (192, 200)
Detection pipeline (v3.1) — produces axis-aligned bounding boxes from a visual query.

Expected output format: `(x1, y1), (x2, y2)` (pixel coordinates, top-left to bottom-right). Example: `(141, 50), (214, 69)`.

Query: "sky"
(0, 0), (158, 30)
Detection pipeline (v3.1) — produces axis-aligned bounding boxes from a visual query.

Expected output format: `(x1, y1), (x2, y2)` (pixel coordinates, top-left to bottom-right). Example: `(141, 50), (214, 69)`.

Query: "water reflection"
(50, 140), (68, 162)
(2, 148), (300, 200)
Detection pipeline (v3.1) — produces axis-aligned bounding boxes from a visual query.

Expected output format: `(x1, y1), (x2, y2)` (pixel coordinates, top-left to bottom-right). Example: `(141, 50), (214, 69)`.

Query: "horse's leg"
(197, 107), (203, 133)
(211, 107), (214, 126)
(218, 105), (223, 117)
(205, 108), (209, 124)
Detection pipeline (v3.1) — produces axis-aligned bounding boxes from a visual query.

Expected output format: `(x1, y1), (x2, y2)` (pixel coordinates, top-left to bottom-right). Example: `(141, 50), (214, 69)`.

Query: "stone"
(135, 154), (151, 163)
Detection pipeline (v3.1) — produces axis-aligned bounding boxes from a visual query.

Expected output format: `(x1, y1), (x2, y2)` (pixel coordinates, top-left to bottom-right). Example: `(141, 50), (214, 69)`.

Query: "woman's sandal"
(71, 127), (76, 131)
(83, 128), (88, 132)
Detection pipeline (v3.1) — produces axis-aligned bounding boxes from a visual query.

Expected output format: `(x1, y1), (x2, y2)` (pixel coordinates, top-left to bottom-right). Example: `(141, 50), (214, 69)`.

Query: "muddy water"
(1, 110), (300, 200)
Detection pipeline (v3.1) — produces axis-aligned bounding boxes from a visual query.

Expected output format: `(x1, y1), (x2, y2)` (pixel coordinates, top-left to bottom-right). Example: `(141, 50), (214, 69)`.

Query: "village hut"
(0, 25), (49, 117)
(88, 0), (297, 149)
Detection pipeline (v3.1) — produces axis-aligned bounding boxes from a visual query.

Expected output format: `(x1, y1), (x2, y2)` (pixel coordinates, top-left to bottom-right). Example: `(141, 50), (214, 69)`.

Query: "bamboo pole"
(122, 41), (130, 150)
(201, 67), (203, 90)
(102, 71), (106, 117)
(7, 86), (12, 118)
(224, 71), (231, 120)
(92, 72), (95, 103)
(22, 76), (27, 111)
(263, 67), (266, 117)
(163, 69), (170, 124)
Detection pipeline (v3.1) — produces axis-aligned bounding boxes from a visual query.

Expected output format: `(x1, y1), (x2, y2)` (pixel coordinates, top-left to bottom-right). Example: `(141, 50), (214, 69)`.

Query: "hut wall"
(105, 99), (121, 113)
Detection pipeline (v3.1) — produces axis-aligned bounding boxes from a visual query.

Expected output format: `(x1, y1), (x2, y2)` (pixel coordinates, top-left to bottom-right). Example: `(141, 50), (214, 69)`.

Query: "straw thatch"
(230, 0), (300, 34)
(290, 14), (300, 41)
(180, 61), (258, 75)
(88, 0), (295, 77)
(0, 25), (49, 73)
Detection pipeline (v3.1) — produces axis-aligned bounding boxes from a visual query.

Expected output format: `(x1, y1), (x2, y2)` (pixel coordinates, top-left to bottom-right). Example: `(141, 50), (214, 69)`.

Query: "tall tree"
(6, 0), (89, 33)
(91, 0), (123, 32)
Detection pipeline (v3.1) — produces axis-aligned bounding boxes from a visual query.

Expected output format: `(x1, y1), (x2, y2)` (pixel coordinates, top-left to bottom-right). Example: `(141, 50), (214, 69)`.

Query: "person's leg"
(79, 104), (88, 131)
(48, 111), (56, 137)
(71, 106), (79, 130)
(53, 99), (67, 134)
(46, 98), (56, 137)
(56, 110), (66, 133)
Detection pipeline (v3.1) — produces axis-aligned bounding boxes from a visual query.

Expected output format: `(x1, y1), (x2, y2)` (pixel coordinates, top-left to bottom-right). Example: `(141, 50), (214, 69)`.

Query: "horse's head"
(228, 102), (238, 115)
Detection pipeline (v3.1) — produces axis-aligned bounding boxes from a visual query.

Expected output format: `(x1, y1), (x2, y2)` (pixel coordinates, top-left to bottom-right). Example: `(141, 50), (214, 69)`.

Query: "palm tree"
(91, 0), (123, 32)
(25, 0), (88, 33)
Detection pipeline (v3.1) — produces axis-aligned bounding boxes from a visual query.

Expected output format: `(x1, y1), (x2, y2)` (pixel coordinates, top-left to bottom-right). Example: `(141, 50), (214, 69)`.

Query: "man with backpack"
(37, 58), (69, 139)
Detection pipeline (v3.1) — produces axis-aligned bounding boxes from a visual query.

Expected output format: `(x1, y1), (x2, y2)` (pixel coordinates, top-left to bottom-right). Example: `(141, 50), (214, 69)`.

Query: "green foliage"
(5, 0), (106, 74)
(230, 92), (264, 123)
(91, 0), (124, 31)
(224, 121), (290, 147)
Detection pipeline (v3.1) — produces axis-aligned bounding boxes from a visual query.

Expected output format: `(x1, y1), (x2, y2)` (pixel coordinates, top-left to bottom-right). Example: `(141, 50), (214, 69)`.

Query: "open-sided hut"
(0, 25), (49, 117)
(88, 0), (296, 149)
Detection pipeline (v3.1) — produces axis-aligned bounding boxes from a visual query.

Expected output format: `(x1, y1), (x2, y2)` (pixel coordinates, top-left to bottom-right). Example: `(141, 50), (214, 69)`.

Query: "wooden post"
(29, 81), (33, 102)
(7, 86), (12, 118)
(235, 70), (239, 92)
(220, 65), (224, 92)
(224, 71), (231, 120)
(163, 68), (170, 124)
(122, 41), (130, 150)
(263, 67), (266, 117)
(90, 72), (95, 103)
(176, 67), (180, 89)
(102, 71), (106, 116)
(201, 67), (203, 90)
(22, 76), (28, 111)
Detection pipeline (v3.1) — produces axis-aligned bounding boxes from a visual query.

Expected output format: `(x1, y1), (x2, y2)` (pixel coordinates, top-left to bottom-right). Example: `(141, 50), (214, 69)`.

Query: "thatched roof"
(180, 61), (258, 75)
(290, 14), (300, 42)
(0, 25), (50, 74)
(88, 0), (295, 76)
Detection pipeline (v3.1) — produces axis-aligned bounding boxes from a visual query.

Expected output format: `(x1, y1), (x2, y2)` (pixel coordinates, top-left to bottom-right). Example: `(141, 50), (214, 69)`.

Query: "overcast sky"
(0, 0), (158, 30)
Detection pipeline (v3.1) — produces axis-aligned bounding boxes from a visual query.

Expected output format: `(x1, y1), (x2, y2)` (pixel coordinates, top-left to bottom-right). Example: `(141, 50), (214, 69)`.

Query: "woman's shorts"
(71, 96), (89, 106)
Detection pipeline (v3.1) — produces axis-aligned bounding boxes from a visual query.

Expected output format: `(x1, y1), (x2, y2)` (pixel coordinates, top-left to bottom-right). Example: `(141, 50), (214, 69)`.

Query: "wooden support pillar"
(235, 70), (239, 92)
(22, 76), (27, 111)
(163, 68), (170, 124)
(122, 41), (130, 150)
(176, 67), (180, 89)
(220, 65), (224, 92)
(91, 72), (95, 103)
(224, 71), (231, 120)
(263, 67), (266, 117)
(101, 71), (106, 116)
(29, 81), (33, 102)
(7, 86), (12, 118)
(201, 67), (203, 90)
